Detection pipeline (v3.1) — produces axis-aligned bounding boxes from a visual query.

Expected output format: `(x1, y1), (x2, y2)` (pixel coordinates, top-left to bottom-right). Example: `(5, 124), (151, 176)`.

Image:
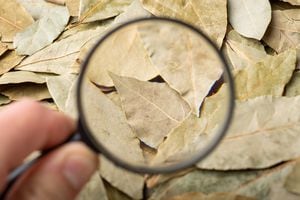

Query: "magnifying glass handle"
(0, 133), (82, 200)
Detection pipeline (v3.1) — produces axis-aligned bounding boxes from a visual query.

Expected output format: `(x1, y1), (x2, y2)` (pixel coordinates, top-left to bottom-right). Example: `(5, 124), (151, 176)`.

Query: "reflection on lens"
(78, 18), (234, 173)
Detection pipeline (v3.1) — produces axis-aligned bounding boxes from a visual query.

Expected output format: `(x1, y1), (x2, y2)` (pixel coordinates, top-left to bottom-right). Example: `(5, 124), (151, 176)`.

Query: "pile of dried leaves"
(1, 0), (300, 199)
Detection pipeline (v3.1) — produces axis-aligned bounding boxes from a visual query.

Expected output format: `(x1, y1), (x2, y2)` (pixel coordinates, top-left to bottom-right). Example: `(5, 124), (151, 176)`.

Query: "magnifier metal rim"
(77, 17), (235, 174)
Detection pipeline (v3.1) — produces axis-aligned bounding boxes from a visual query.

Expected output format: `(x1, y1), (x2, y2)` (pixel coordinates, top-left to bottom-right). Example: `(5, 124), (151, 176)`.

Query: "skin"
(0, 99), (98, 200)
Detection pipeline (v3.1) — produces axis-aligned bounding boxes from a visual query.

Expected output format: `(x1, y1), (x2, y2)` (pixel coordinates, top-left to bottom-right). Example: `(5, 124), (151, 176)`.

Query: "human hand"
(0, 100), (98, 200)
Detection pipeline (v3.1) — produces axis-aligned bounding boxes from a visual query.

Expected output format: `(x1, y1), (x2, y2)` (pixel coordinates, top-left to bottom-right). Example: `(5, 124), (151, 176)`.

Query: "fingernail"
(63, 154), (97, 189)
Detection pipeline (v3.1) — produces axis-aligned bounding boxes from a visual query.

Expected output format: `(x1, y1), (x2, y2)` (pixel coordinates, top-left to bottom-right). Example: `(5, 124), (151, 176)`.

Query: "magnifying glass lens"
(78, 19), (234, 173)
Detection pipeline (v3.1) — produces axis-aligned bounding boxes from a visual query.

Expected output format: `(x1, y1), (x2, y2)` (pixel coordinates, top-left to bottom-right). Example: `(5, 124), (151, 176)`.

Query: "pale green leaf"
(14, 4), (70, 55)
(228, 0), (271, 40)
(234, 49), (296, 100)
(46, 74), (77, 111)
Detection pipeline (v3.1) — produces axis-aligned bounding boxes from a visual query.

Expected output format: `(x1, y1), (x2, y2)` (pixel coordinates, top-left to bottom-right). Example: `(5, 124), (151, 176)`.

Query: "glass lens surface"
(78, 18), (234, 173)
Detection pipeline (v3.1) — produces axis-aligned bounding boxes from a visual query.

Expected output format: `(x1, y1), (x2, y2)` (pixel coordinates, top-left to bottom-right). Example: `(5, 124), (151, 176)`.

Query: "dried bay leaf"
(228, 0), (271, 40)
(0, 94), (11, 106)
(87, 25), (158, 87)
(234, 49), (296, 100)
(149, 168), (262, 200)
(167, 192), (255, 200)
(76, 172), (109, 200)
(104, 178), (134, 200)
(14, 4), (70, 55)
(284, 160), (300, 195)
(263, 8), (300, 68)
(0, 51), (24, 75)
(46, 74), (77, 111)
(46, 0), (66, 5)
(113, 0), (151, 25)
(197, 96), (300, 170)
(279, 0), (300, 5)
(0, 43), (8, 56)
(66, 0), (80, 16)
(78, 0), (132, 23)
(0, 0), (34, 42)
(81, 79), (146, 199)
(64, 76), (78, 118)
(100, 157), (144, 200)
(141, 0), (227, 47)
(0, 71), (46, 85)
(149, 161), (298, 200)
(139, 24), (223, 115)
(224, 30), (267, 70)
(110, 73), (191, 148)
(285, 71), (300, 96)
(16, 27), (105, 74)
(1, 83), (51, 101)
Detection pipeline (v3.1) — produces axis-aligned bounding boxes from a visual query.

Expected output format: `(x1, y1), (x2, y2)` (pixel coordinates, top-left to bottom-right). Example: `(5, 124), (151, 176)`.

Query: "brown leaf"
(279, 0), (300, 5)
(0, 51), (25, 75)
(110, 73), (191, 148)
(0, 94), (11, 106)
(0, 43), (8, 57)
(0, 0), (34, 42)
(0, 71), (46, 85)
(140, 0), (227, 47)
(263, 8), (300, 68)
(66, 0), (80, 16)
(0, 83), (51, 100)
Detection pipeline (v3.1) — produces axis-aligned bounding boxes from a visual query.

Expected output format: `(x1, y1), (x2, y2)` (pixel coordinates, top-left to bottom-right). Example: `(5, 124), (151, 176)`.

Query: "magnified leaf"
(16, 27), (105, 74)
(110, 73), (191, 148)
(0, 0), (34, 42)
(228, 0), (271, 40)
(234, 49), (296, 100)
(285, 71), (300, 97)
(0, 51), (25, 75)
(87, 25), (158, 87)
(139, 24), (223, 115)
(1, 83), (51, 101)
(14, 4), (70, 55)
(223, 30), (267, 70)
(46, 74), (77, 111)
(78, 0), (132, 23)
(141, 0), (227, 48)
(197, 96), (300, 170)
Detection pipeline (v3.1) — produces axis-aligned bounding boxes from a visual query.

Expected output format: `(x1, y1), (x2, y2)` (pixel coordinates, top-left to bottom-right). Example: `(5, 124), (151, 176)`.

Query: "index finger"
(0, 99), (75, 186)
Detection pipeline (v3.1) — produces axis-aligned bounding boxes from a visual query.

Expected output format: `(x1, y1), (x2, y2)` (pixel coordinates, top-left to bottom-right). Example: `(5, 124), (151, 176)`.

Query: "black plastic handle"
(0, 133), (82, 200)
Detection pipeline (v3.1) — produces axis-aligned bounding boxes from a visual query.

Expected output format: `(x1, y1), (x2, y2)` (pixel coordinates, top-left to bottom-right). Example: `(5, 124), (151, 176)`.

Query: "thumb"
(6, 143), (98, 200)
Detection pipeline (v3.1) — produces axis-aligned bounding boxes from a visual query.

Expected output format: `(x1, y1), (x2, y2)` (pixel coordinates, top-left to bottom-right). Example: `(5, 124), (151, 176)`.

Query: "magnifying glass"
(0, 17), (235, 198)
